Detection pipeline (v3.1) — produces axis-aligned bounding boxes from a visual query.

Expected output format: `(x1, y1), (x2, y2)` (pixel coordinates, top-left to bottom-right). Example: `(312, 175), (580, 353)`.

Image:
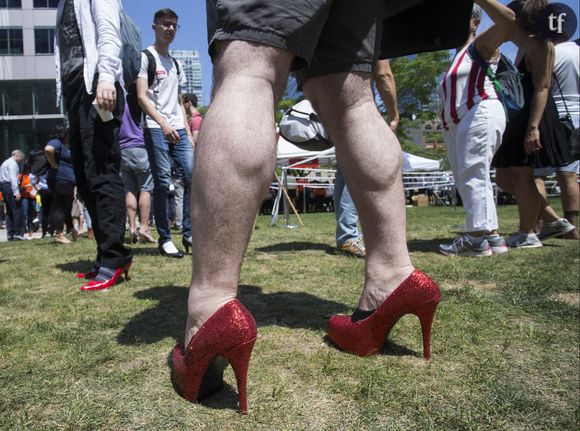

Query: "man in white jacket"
(55, 0), (132, 291)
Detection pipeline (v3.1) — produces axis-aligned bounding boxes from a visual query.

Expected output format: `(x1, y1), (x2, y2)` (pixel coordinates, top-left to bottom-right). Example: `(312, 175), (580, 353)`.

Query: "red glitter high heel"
(328, 270), (441, 358)
(79, 261), (132, 292)
(172, 299), (257, 414)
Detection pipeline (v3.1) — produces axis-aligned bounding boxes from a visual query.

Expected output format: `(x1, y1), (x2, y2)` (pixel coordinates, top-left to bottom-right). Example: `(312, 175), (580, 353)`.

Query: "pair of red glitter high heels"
(172, 270), (441, 413)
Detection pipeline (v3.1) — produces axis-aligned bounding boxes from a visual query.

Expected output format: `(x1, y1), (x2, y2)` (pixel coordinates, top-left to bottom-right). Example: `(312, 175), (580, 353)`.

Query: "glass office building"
(170, 49), (204, 107)
(0, 0), (64, 160)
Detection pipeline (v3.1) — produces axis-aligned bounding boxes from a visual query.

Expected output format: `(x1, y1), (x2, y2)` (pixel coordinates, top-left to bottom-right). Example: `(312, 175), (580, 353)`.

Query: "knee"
(304, 73), (374, 125)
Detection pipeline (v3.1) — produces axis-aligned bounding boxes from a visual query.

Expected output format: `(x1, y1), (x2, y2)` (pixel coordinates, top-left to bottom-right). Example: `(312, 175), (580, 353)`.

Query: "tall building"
(0, 0), (64, 160)
(170, 49), (204, 106)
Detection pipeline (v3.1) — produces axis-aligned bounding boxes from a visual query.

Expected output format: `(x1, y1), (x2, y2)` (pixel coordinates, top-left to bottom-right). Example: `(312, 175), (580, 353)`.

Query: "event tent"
(276, 136), (440, 171)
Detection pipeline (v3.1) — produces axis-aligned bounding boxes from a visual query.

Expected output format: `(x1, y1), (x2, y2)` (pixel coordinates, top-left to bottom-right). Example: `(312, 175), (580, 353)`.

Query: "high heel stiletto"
(79, 261), (132, 292)
(171, 299), (257, 414)
(182, 236), (192, 254)
(327, 270), (441, 359)
(138, 230), (156, 244)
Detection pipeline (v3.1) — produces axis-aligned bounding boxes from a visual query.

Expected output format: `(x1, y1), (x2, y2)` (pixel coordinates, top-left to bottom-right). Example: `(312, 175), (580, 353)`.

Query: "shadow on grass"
(117, 284), (350, 346)
(256, 241), (334, 253)
(56, 259), (96, 274)
(407, 239), (441, 253)
(167, 350), (241, 412)
(322, 336), (420, 358)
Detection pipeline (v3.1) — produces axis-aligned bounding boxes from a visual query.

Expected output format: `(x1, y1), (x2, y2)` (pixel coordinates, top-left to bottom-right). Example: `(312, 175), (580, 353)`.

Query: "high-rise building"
(0, 0), (64, 160)
(170, 49), (204, 106)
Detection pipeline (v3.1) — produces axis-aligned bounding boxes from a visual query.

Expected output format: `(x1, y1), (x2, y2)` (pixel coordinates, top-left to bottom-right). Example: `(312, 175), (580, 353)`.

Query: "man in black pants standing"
(55, 0), (131, 291)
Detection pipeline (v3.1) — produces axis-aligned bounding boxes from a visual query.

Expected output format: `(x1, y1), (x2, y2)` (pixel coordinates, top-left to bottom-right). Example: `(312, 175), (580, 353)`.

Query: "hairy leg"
(138, 191), (151, 231)
(185, 41), (293, 345)
(509, 166), (557, 232)
(125, 191), (137, 233)
(556, 171), (579, 215)
(304, 72), (413, 311)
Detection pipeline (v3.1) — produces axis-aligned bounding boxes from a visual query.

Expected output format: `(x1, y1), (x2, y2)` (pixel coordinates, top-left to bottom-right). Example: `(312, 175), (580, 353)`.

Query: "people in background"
(492, 0), (575, 248)
(55, 0), (132, 290)
(119, 98), (156, 244)
(45, 125), (76, 245)
(438, 0), (515, 257)
(136, 8), (194, 257)
(0, 149), (25, 241)
(534, 38), (579, 240)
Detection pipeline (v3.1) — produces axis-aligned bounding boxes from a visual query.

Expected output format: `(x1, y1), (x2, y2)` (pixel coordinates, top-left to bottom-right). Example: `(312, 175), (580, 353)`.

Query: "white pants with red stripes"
(443, 99), (506, 233)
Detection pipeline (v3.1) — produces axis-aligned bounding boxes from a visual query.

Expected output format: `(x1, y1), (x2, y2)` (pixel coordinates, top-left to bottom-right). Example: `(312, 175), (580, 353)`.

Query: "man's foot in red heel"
(171, 299), (257, 414)
(328, 270), (441, 358)
(79, 261), (132, 292)
(75, 263), (100, 280)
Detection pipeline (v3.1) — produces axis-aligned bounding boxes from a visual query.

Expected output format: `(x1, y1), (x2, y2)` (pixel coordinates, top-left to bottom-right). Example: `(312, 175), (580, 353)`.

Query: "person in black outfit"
(55, 0), (132, 291)
(492, 0), (574, 249)
(44, 125), (76, 244)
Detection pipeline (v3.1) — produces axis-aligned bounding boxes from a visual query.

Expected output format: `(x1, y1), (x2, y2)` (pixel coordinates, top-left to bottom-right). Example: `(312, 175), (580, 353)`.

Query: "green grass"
(0, 204), (578, 430)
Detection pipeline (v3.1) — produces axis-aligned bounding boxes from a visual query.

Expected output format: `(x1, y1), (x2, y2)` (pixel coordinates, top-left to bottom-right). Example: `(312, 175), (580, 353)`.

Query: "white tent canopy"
(276, 136), (440, 172)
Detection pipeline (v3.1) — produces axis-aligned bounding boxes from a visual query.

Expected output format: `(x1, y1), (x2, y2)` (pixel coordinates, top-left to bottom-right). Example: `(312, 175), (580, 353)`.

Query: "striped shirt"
(438, 43), (500, 130)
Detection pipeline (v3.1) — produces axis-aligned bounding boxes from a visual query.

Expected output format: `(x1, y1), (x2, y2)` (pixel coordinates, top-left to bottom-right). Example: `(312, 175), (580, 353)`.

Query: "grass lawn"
(0, 204), (578, 430)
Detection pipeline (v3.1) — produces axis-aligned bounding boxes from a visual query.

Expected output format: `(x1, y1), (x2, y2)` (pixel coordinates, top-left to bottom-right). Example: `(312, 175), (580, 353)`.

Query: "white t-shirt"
(139, 46), (187, 130)
(552, 41), (579, 129)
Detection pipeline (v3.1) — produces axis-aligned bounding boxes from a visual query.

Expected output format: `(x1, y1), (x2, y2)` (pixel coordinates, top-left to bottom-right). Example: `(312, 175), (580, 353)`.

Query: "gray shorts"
(120, 147), (154, 194)
(206, 0), (383, 81)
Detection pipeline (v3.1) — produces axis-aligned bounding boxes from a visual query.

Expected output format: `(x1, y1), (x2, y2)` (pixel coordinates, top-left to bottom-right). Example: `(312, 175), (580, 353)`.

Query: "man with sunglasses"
(136, 8), (194, 258)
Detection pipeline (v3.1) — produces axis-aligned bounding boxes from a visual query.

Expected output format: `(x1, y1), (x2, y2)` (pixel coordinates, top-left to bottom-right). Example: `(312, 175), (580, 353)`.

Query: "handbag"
(554, 74), (580, 160)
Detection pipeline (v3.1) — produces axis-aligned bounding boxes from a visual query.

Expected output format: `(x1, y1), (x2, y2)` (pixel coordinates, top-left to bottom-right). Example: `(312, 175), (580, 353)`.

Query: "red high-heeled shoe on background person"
(172, 299), (257, 414)
(79, 261), (132, 292)
(328, 270), (441, 358)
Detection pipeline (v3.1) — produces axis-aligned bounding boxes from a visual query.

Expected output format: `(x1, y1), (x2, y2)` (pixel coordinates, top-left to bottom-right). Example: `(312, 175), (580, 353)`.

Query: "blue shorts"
(534, 160), (579, 177)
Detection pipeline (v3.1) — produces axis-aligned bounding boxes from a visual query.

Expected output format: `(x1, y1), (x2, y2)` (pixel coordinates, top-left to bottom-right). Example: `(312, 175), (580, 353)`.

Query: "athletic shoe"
(338, 238), (366, 258)
(486, 235), (508, 254)
(506, 232), (542, 249)
(439, 235), (492, 257)
(537, 218), (576, 241)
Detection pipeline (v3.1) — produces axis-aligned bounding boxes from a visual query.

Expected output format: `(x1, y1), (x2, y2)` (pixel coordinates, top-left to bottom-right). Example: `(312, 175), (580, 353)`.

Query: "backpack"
(119, 9), (142, 88)
(279, 100), (333, 152)
(126, 48), (182, 124)
(468, 43), (524, 121)
(143, 48), (181, 88)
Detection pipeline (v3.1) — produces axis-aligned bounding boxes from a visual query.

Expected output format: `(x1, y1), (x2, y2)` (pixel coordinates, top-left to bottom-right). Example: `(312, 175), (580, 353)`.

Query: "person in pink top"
(182, 93), (203, 146)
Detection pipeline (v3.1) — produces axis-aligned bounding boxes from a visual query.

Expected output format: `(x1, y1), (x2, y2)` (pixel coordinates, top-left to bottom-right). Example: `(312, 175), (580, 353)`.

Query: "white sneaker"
(538, 218), (576, 241)
(485, 235), (508, 254)
(439, 235), (492, 257)
(506, 232), (542, 249)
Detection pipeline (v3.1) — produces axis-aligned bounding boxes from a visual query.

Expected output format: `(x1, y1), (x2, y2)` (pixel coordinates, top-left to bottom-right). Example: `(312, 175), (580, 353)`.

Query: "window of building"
(0, 0), (22, 8)
(0, 28), (23, 55)
(33, 0), (58, 7)
(34, 28), (55, 54)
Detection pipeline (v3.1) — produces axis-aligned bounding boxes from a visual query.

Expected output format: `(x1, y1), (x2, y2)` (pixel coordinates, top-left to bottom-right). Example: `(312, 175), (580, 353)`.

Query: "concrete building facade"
(0, 0), (64, 160)
(170, 49), (204, 106)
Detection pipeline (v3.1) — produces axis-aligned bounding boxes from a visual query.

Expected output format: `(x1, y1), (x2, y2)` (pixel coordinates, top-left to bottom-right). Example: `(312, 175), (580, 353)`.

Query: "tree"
(390, 51), (451, 115)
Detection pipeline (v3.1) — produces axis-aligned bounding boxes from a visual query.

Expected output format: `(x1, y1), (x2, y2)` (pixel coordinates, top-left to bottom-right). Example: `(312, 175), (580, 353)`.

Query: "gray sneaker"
(538, 218), (576, 241)
(486, 235), (508, 254)
(506, 232), (542, 249)
(439, 235), (492, 257)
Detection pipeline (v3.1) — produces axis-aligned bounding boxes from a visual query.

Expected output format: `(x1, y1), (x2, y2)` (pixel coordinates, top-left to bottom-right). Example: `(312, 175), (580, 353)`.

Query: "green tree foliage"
(276, 97), (299, 124)
(391, 51), (451, 114)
